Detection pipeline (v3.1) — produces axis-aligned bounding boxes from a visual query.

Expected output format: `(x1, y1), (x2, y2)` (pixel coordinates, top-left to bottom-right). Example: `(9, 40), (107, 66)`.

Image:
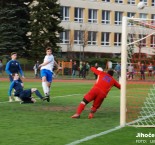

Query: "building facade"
(58, 0), (155, 58)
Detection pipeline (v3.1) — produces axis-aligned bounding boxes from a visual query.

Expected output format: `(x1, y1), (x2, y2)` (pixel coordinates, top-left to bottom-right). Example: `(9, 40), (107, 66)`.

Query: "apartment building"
(58, 0), (155, 58)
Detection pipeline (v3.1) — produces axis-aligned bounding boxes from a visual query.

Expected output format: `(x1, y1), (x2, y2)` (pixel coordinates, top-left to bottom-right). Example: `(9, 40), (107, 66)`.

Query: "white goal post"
(120, 16), (128, 127)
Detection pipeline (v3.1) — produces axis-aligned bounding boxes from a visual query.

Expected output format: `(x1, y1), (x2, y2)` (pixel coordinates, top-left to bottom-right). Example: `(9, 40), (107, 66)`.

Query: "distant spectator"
(94, 63), (98, 79)
(107, 60), (112, 69)
(0, 59), (3, 75)
(148, 63), (153, 77)
(82, 62), (86, 79)
(79, 61), (83, 78)
(72, 61), (77, 78)
(153, 65), (155, 77)
(140, 63), (146, 80)
(115, 62), (121, 79)
(128, 64), (134, 80)
(86, 62), (90, 76)
(33, 61), (40, 78)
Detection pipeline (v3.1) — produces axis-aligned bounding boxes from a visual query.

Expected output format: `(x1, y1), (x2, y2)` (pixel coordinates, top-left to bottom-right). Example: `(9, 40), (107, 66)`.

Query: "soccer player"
(5, 52), (25, 102)
(71, 67), (121, 119)
(39, 47), (58, 102)
(5, 52), (25, 82)
(8, 73), (48, 104)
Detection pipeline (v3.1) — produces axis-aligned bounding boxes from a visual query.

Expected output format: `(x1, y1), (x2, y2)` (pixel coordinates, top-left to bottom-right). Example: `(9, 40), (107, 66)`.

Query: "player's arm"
(8, 81), (15, 97)
(39, 56), (53, 67)
(54, 60), (61, 70)
(91, 67), (103, 75)
(114, 80), (121, 89)
(39, 61), (50, 67)
(54, 61), (58, 68)
(5, 61), (12, 75)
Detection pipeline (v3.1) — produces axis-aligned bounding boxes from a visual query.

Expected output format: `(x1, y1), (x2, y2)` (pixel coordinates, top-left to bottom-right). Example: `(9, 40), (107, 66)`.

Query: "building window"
(74, 8), (84, 23)
(60, 30), (69, 44)
(102, 0), (110, 2)
(127, 0), (135, 4)
(115, 0), (123, 3)
(151, 14), (155, 25)
(127, 12), (135, 25)
(139, 13), (147, 19)
(152, 0), (155, 6)
(115, 11), (123, 25)
(139, 34), (146, 47)
(150, 35), (155, 47)
(114, 33), (121, 46)
(61, 6), (70, 21)
(127, 12), (135, 18)
(88, 9), (97, 23)
(128, 34), (136, 43)
(88, 31), (97, 45)
(102, 10), (110, 24)
(101, 32), (110, 46)
(74, 30), (83, 44)
(140, 0), (147, 6)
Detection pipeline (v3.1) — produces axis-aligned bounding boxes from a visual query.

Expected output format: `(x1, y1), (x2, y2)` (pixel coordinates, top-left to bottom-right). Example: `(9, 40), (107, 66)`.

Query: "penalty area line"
(66, 126), (122, 145)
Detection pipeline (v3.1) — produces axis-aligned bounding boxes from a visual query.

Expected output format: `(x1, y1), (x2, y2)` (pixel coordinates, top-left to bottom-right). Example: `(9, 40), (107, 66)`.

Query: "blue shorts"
(19, 89), (32, 102)
(40, 69), (53, 82)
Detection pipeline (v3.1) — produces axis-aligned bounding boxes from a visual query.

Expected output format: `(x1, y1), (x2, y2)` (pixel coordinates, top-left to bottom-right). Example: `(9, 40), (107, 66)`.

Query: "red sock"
(76, 103), (85, 115)
(91, 106), (97, 113)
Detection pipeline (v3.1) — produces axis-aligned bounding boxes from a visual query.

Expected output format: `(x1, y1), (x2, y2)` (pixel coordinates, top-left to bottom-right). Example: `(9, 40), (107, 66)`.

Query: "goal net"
(120, 17), (155, 127)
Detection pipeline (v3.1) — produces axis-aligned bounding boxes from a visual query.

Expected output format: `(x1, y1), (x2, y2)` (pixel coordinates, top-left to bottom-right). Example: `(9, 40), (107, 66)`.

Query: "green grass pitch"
(0, 80), (154, 145)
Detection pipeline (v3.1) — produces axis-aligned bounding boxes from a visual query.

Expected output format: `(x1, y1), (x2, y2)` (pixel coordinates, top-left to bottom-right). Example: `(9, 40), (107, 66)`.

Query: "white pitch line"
(66, 126), (122, 145)
(0, 101), (11, 104)
(0, 94), (83, 104)
(52, 94), (82, 99)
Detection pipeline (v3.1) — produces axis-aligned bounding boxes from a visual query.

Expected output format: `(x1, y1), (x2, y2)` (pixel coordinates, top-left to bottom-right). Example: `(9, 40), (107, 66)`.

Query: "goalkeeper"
(8, 73), (48, 104)
(71, 67), (121, 119)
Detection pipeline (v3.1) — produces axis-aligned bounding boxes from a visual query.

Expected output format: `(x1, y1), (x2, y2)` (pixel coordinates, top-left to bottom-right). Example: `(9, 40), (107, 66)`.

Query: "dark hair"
(107, 69), (114, 76)
(46, 47), (52, 51)
(12, 73), (16, 77)
(11, 52), (17, 56)
(12, 73), (18, 77)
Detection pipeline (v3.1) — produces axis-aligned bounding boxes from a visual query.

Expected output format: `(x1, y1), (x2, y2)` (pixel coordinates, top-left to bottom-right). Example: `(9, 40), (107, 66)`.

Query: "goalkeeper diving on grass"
(71, 67), (121, 119)
(8, 73), (48, 104)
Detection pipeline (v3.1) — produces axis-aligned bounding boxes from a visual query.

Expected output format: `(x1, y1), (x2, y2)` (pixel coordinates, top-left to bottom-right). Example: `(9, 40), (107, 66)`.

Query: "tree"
(30, 0), (63, 57)
(81, 30), (88, 60)
(0, 0), (32, 56)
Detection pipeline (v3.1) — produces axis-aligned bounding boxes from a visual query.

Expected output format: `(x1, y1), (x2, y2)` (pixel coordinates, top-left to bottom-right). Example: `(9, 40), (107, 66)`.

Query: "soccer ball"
(137, 2), (145, 9)
(97, 67), (103, 71)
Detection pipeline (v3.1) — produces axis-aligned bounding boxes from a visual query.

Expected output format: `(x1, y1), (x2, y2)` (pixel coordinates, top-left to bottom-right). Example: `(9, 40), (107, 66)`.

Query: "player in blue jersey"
(5, 52), (25, 102)
(5, 52), (25, 82)
(39, 47), (58, 102)
(8, 73), (48, 103)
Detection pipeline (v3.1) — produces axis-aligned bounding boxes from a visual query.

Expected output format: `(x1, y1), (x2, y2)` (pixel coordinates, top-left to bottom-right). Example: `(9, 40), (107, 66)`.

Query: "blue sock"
(35, 90), (43, 99)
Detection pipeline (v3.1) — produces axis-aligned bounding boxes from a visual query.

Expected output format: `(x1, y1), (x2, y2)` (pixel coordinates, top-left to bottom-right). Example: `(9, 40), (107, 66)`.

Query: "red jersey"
(91, 67), (120, 96)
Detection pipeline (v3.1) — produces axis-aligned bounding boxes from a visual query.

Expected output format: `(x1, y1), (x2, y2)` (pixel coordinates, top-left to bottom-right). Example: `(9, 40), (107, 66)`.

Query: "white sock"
(42, 82), (48, 95)
(47, 86), (50, 95)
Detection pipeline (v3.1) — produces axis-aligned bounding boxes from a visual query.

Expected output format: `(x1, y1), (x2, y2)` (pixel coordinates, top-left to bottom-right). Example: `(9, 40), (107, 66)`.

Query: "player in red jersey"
(71, 67), (121, 119)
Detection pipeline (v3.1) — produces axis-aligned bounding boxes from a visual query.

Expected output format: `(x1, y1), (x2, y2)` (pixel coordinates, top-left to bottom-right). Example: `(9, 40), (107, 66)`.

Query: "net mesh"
(126, 18), (155, 127)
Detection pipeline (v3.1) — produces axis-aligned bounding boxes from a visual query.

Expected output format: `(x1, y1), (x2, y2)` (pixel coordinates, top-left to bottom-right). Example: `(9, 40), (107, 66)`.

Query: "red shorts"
(84, 87), (106, 109)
